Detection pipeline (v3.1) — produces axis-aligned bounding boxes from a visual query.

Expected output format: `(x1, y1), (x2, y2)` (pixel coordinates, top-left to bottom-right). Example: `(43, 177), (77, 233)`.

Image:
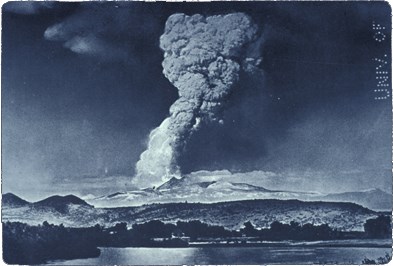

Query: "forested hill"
(3, 193), (378, 231)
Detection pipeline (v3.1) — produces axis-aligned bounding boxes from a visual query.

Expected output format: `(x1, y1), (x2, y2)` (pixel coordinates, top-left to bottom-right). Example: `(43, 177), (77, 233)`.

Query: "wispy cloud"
(43, 2), (160, 62)
(3, 1), (55, 15)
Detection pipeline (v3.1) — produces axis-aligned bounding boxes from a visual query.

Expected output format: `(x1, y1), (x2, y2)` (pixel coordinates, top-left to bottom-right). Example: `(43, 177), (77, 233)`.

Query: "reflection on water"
(51, 246), (391, 265)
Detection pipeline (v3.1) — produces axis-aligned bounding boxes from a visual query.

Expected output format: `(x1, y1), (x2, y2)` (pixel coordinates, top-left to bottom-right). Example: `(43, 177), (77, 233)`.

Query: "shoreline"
(96, 239), (392, 249)
(188, 242), (392, 248)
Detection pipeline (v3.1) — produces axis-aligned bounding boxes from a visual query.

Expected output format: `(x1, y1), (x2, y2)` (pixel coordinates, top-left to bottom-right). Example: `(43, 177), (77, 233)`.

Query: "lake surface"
(51, 245), (391, 265)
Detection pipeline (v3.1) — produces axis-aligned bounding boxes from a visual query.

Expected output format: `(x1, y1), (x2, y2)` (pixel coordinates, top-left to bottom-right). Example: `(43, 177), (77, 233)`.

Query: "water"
(51, 246), (391, 265)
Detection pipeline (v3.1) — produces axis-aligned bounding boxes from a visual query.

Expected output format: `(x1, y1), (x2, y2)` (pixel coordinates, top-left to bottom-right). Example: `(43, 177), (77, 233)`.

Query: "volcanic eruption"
(134, 13), (263, 188)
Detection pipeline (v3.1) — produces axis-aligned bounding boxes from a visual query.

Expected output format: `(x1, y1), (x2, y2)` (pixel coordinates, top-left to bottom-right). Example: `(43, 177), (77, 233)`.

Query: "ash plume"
(134, 13), (262, 188)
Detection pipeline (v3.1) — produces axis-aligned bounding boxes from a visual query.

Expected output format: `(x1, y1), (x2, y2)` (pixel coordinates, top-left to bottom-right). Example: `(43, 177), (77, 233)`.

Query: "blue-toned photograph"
(2, 1), (392, 265)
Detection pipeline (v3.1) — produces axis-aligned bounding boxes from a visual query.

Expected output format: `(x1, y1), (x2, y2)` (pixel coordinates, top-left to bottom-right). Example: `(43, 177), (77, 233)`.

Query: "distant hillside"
(2, 193), (29, 207)
(2, 194), (378, 232)
(315, 188), (391, 211)
(115, 199), (377, 231)
(3, 193), (92, 214)
(33, 195), (92, 213)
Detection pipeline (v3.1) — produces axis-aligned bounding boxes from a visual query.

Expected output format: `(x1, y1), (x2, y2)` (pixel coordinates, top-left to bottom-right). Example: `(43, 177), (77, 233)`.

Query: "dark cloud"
(177, 2), (391, 176)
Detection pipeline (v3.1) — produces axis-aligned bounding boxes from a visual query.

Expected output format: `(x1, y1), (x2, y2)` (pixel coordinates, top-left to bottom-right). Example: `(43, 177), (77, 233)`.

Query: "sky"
(2, 1), (391, 201)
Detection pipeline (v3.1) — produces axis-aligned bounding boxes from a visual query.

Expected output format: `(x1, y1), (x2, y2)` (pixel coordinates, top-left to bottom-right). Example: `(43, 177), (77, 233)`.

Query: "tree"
(113, 222), (127, 233)
(241, 221), (257, 236)
(364, 215), (391, 238)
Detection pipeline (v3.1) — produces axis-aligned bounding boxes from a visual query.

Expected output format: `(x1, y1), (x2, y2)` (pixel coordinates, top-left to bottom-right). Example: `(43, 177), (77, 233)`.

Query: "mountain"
(2, 193), (29, 207)
(85, 175), (391, 211)
(33, 195), (92, 213)
(87, 175), (315, 208)
(315, 188), (391, 211)
(157, 176), (184, 190)
(2, 195), (378, 232)
(3, 193), (93, 216)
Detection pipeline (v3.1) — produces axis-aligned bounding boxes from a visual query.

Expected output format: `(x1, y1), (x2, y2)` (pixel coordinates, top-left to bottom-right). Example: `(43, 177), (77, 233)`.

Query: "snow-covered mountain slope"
(84, 174), (391, 211)
(86, 175), (316, 208)
(2, 193), (379, 232)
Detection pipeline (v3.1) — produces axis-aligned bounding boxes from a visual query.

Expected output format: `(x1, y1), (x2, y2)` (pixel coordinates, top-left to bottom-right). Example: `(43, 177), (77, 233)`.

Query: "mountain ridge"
(85, 176), (391, 211)
(3, 193), (93, 213)
(316, 188), (391, 211)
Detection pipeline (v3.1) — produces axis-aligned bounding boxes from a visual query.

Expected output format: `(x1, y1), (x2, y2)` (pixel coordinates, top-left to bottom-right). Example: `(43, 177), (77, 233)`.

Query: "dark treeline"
(3, 221), (100, 264)
(3, 215), (391, 264)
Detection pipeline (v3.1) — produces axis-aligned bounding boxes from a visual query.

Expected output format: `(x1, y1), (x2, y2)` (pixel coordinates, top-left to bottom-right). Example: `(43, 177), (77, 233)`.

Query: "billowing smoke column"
(134, 13), (262, 188)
